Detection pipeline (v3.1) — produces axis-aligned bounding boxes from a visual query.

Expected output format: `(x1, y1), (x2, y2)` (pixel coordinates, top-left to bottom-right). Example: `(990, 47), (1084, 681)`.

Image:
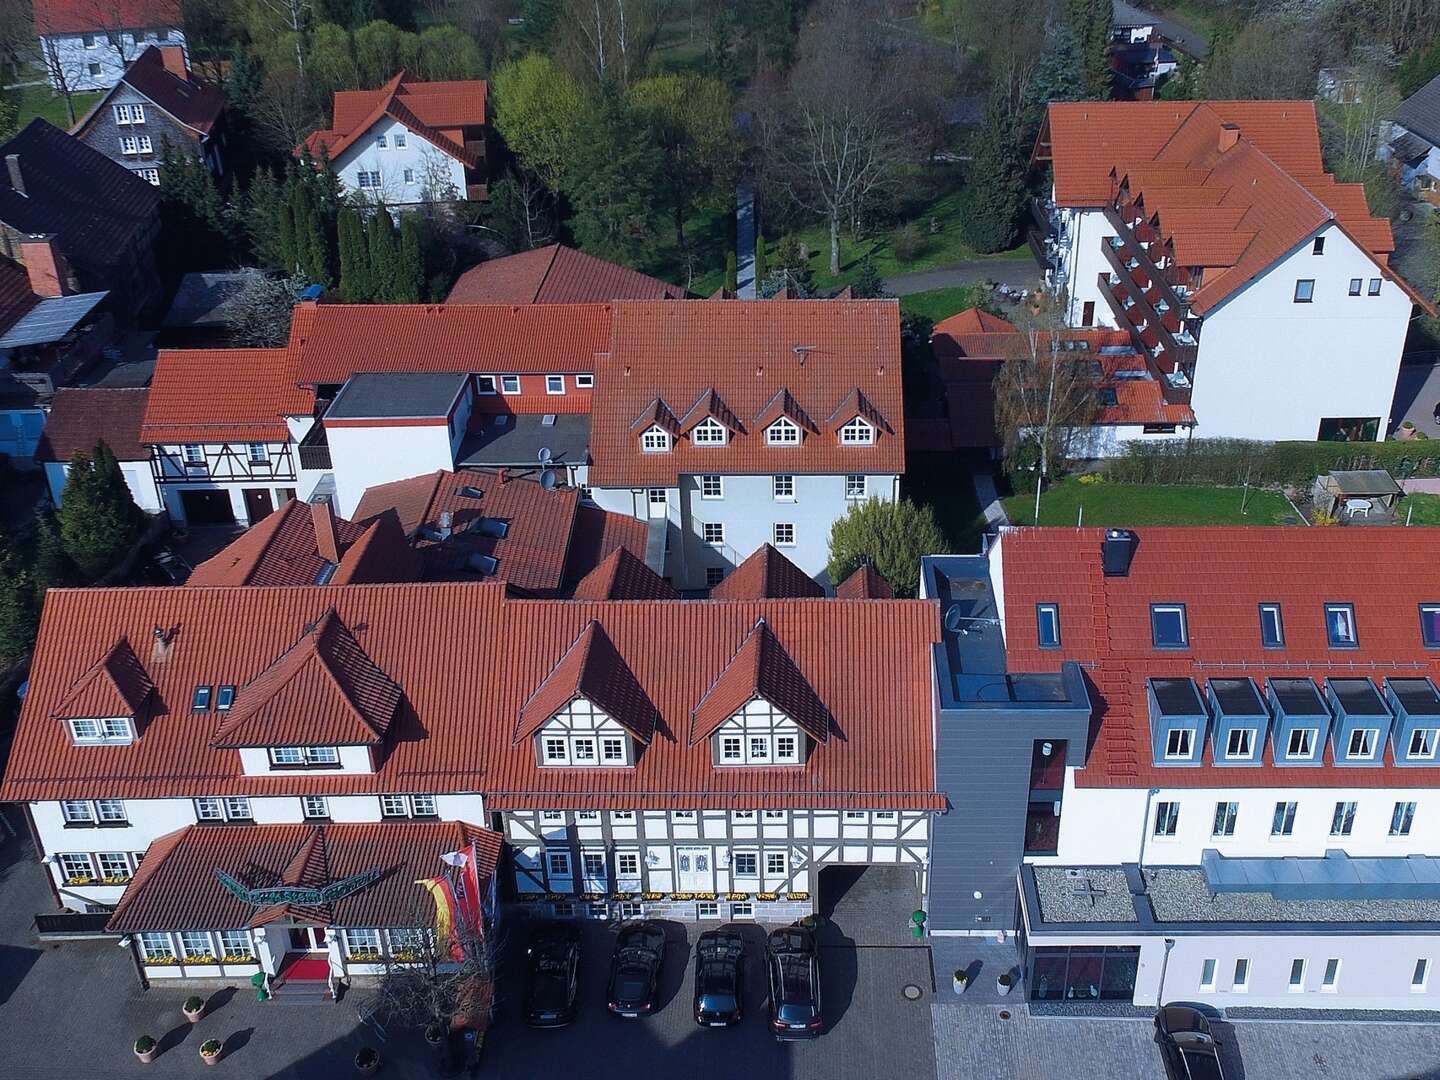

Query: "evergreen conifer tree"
(0, 550), (36, 664)
(338, 209), (371, 302)
(56, 442), (144, 579)
(396, 214), (426, 302)
(753, 234), (766, 288)
(30, 510), (79, 604)
(960, 91), (1026, 254)
(367, 211), (399, 300)
(724, 251), (737, 293)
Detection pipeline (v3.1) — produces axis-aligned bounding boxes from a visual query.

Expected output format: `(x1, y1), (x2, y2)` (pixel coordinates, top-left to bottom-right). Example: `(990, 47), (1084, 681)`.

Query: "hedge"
(1103, 438), (1440, 489)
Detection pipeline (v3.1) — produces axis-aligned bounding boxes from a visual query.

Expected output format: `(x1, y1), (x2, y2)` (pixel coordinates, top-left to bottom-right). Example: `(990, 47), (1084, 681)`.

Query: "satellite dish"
(943, 604), (965, 634)
(540, 469), (557, 491)
(538, 447), (552, 464)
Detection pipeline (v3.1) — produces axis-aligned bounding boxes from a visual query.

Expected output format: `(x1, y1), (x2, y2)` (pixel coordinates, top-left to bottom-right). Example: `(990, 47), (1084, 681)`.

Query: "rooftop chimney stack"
(1101, 529), (1138, 577)
(310, 499), (341, 563)
(438, 510), (453, 540)
(19, 234), (71, 297)
(158, 44), (188, 78)
(1217, 122), (1240, 153)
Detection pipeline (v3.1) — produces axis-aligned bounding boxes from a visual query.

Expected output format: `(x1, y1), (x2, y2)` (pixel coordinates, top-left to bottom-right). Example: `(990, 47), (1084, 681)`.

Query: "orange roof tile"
(836, 563), (894, 599)
(447, 245), (686, 304)
(569, 547), (677, 601)
(142, 348), (312, 443)
(560, 505), (651, 593)
(302, 73), (486, 167)
(710, 544), (824, 600)
(51, 638), (153, 721)
(515, 620), (658, 744)
(690, 619), (831, 744)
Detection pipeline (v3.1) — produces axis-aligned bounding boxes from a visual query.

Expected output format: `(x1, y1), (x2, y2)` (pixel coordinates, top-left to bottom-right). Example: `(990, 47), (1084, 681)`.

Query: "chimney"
(19, 234), (71, 297)
(5, 153), (24, 196)
(1101, 529), (1138, 577)
(158, 44), (188, 79)
(438, 510), (453, 540)
(151, 625), (174, 663)
(310, 499), (341, 563)
(1217, 122), (1240, 153)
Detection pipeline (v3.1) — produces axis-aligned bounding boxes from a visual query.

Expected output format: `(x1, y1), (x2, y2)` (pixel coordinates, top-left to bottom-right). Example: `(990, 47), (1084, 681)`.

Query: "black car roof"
(697, 931), (744, 959)
(767, 926), (815, 954)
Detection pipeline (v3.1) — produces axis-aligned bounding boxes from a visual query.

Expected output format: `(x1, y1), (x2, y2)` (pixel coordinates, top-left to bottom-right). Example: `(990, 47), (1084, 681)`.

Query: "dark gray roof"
(327, 372), (468, 420)
(1390, 130), (1432, 164)
(162, 270), (264, 328)
(0, 290), (106, 348)
(1327, 469), (1402, 496)
(456, 413), (590, 468)
(1397, 72), (1440, 150)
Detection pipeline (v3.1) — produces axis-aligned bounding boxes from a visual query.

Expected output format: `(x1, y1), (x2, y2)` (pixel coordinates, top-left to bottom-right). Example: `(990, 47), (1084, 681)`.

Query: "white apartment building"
(1033, 101), (1431, 445)
(34, 0), (185, 92)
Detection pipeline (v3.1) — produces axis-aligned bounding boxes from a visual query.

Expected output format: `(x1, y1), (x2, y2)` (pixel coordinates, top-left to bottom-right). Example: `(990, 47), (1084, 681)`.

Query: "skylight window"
(1150, 604), (1188, 649)
(1421, 604), (1440, 648)
(191, 685), (212, 712)
(1036, 603), (1060, 649)
(215, 686), (235, 711)
(1259, 603), (1284, 648)
(1325, 603), (1358, 648)
(1099, 387), (1118, 407)
(693, 417), (727, 445)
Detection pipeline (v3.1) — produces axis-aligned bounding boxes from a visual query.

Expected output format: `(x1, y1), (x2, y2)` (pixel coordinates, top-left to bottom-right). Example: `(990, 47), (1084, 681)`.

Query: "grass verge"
(1002, 478), (1302, 527)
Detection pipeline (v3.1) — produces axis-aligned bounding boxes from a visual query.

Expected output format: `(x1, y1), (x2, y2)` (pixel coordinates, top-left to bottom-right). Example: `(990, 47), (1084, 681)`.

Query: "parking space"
(478, 918), (936, 1080)
(817, 865), (922, 946)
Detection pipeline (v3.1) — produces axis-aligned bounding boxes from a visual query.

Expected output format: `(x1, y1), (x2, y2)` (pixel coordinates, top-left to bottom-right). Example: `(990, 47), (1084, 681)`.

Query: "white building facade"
(41, 26), (186, 92)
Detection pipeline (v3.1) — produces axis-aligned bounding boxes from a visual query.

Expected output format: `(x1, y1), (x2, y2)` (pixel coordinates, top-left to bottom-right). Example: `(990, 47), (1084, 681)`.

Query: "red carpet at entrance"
(280, 956), (331, 981)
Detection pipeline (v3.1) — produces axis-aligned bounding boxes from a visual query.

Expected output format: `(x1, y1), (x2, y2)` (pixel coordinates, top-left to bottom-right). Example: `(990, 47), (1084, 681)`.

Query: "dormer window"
(839, 417), (875, 445)
(642, 426), (671, 452)
(68, 717), (133, 744)
(766, 417), (800, 446)
(269, 746), (340, 766)
(476, 375), (497, 395)
(692, 417), (727, 445)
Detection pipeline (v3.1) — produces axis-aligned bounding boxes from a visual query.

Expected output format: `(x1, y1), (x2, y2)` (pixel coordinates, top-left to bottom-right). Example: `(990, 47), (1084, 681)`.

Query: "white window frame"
(345, 928), (382, 958)
(1413, 958), (1430, 991)
(1391, 800), (1417, 837)
(380, 794), (409, 817)
(1164, 728), (1192, 759)
(575, 374), (594, 389)
(765, 850), (787, 876)
(113, 104), (131, 124)
(1321, 958), (1340, 991)
(61, 800), (96, 824)
(136, 135), (152, 153)
(1410, 728), (1438, 758)
(1199, 958), (1216, 990)
(139, 932), (175, 962)
(1287, 728), (1316, 758)
(611, 810), (635, 822)
(58, 852), (95, 883)
(130, 104), (145, 123)
(642, 426), (671, 452)
(692, 417), (727, 445)
(68, 717), (133, 743)
(697, 901), (719, 918)
(1272, 801), (1298, 837)
(95, 798), (127, 823)
(395, 133), (407, 149)
(1288, 958), (1306, 991)
(543, 737), (568, 764)
(720, 735), (742, 761)
(766, 417), (800, 446)
(546, 850), (572, 878)
(403, 168), (414, 183)
(773, 522), (795, 547)
(839, 416), (875, 445)
(775, 734), (798, 762)
(96, 851), (132, 881)
(1233, 957), (1250, 991)
(730, 901), (754, 918)
(1153, 801), (1179, 837)
(540, 811), (565, 824)
(772, 474), (795, 500)
(733, 851), (758, 878)
(501, 375), (521, 395)
(120, 135), (137, 155)
(845, 474), (866, 500)
(1347, 728), (1377, 758)
(376, 134), (389, 149)
(1325, 603), (1358, 647)
(546, 375), (566, 395)
(301, 795), (329, 819)
(1212, 801), (1237, 838)
(1330, 801), (1357, 837)
(600, 737), (626, 763)
(700, 475), (723, 500)
(247, 443), (269, 464)
(218, 929), (254, 960)
(475, 375), (497, 395)
(179, 929), (214, 960)
(194, 797), (224, 821)
(616, 851), (640, 877)
(572, 737), (597, 763)
(141, 168), (159, 186)
(222, 796), (253, 821)
(703, 522), (724, 545)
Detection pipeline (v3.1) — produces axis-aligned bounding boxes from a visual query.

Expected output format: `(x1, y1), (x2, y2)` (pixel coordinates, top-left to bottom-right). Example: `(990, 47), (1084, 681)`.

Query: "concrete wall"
(333, 118), (469, 204)
(41, 28), (186, 92)
(327, 422), (456, 516)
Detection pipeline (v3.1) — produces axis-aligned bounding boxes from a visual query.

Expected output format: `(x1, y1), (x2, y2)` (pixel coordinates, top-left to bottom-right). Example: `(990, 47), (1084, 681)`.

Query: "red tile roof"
(999, 526), (1440, 789)
(34, 0), (178, 35)
(107, 820), (500, 932)
(690, 619), (831, 744)
(142, 348), (312, 443)
(106, 46), (223, 134)
(51, 638), (153, 721)
(35, 387), (149, 462)
(560, 506), (652, 594)
(836, 563), (894, 599)
(590, 300), (905, 487)
(211, 610), (403, 748)
(303, 73), (486, 168)
(710, 544), (824, 600)
(569, 547), (676, 601)
(1039, 101), (1428, 314)
(515, 620), (658, 744)
(0, 257), (39, 335)
(1, 584), (941, 810)
(447, 245), (686, 304)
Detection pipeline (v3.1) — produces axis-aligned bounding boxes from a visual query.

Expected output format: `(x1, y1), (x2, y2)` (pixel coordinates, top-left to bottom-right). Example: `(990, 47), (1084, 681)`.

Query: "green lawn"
(902, 464), (987, 555)
(899, 285), (992, 324)
(1398, 493), (1440, 525)
(1003, 478), (1303, 527)
(645, 203), (734, 297)
(14, 84), (101, 131)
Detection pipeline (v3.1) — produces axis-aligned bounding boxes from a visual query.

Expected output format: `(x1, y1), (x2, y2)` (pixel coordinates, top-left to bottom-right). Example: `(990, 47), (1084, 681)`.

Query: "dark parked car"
(143, 547), (193, 585)
(606, 921), (666, 1017)
(1154, 1005), (1226, 1080)
(523, 923), (581, 1027)
(765, 925), (822, 1039)
(693, 927), (746, 1026)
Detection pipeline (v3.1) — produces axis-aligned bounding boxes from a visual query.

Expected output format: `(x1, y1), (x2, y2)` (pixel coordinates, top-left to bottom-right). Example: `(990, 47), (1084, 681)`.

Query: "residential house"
(446, 244), (687, 304)
(1382, 72), (1440, 206)
(1032, 101), (1431, 443)
(37, 387), (162, 512)
(34, 0), (185, 93)
(70, 45), (225, 186)
(0, 581), (940, 983)
(0, 120), (164, 320)
(302, 72), (487, 205)
(925, 526), (1440, 1012)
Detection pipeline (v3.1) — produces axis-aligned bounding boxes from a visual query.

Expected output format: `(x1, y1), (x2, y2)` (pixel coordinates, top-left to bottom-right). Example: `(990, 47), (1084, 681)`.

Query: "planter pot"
(200, 1050), (221, 1067)
(996, 975), (1014, 997)
(952, 976), (968, 995)
(355, 1049), (381, 1075)
(134, 1046), (157, 1064)
(183, 1000), (205, 1023)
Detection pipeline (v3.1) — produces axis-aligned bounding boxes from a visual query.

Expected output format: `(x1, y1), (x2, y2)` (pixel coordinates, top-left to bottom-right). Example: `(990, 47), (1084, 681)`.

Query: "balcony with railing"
(297, 420), (332, 471)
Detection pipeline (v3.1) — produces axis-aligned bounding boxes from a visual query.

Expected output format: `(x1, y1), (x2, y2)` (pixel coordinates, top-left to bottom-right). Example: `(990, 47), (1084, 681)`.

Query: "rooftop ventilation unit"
(468, 553), (499, 576)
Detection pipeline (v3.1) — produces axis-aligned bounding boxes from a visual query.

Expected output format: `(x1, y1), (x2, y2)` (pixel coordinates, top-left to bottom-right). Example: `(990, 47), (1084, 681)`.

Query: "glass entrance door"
(288, 927), (328, 952)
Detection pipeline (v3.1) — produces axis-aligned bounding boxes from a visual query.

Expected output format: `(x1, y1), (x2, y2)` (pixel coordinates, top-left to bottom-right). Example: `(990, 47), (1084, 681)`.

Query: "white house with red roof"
(1033, 101), (1433, 444)
(34, 0), (185, 93)
(924, 527), (1440, 1012)
(302, 73), (487, 205)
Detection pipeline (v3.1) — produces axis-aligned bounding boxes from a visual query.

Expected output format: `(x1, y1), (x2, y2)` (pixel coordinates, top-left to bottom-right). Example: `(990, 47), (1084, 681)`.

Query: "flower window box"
(184, 954), (219, 965)
(145, 955), (180, 966)
(64, 876), (98, 886)
(390, 948), (421, 963)
(349, 948), (382, 960)
(221, 953), (255, 964)
(101, 875), (132, 885)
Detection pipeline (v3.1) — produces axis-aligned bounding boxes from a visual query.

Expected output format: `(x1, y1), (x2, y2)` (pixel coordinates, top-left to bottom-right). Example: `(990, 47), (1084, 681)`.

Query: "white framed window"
(1225, 728), (1253, 759)
(703, 522), (724, 545)
(1410, 728), (1438, 758)
(219, 930), (253, 960)
(1199, 958), (1216, 990)
(95, 798), (126, 823)
(58, 853), (94, 883)
(137, 135), (152, 153)
(600, 737), (626, 763)
(182, 444), (205, 465)
(697, 901), (720, 918)
(120, 135), (138, 154)
(874, 811), (897, 822)
(245, 443), (270, 465)
(1153, 801), (1179, 837)
(1321, 958), (1340, 991)
(844, 811), (867, 822)
(616, 851), (640, 877)
(730, 901), (754, 918)
(540, 810), (565, 823)
(1347, 728), (1377, 757)
(775, 735), (798, 762)
(88, 61), (102, 76)
(576, 811), (599, 821)
(1259, 603), (1284, 647)
(611, 810), (635, 822)
(1325, 603), (1358, 647)
(766, 417), (800, 445)
(140, 168), (160, 185)
(701, 475), (723, 499)
(376, 134), (388, 148)
(1391, 801), (1417, 837)
(113, 104), (131, 124)
(380, 794), (409, 817)
(642, 426), (671, 452)
(765, 851), (787, 876)
(572, 737), (597, 763)
(194, 797), (224, 821)
(546, 850), (571, 878)
(1150, 604), (1188, 648)
(395, 133), (407, 148)
(692, 417), (727, 445)
(222, 797), (252, 821)
(732, 810), (756, 821)
(748, 736), (769, 761)
(1163, 728), (1192, 759)
(1330, 801), (1356, 837)
(179, 930), (214, 960)
(582, 851), (606, 881)
(501, 375), (521, 394)
(345, 929), (382, 957)
(546, 375), (565, 395)
(763, 810), (786, 821)
(97, 852), (132, 881)
(673, 810), (697, 821)
(403, 168), (414, 183)
(138, 932), (175, 962)
(845, 474), (866, 499)
(1286, 728), (1315, 758)
(1413, 958), (1430, 991)
(82, 33), (97, 47)
(706, 567), (725, 588)
(773, 474), (794, 500)
(1288, 958), (1306, 990)
(773, 522), (795, 547)
(269, 746), (339, 766)
(1212, 801), (1237, 837)
(1272, 801), (1298, 837)
(61, 800), (95, 824)
(648, 488), (667, 508)
(721, 736), (742, 761)
(575, 374), (594, 389)
(68, 717), (132, 743)
(543, 737), (568, 764)
(1233, 958), (1249, 990)
(734, 851), (758, 877)
(301, 795), (329, 819)
(839, 417), (874, 445)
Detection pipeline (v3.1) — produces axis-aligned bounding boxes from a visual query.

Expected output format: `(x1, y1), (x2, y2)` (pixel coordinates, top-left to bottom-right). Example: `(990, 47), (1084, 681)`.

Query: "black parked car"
(1154, 1005), (1226, 1080)
(143, 547), (193, 585)
(693, 927), (746, 1026)
(523, 923), (581, 1027)
(765, 925), (822, 1039)
(606, 921), (666, 1017)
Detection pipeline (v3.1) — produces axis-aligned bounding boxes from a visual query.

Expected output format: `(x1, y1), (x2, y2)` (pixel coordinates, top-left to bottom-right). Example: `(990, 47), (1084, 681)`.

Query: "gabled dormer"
(630, 397), (680, 453)
(754, 388), (815, 447)
(679, 388), (743, 447)
(515, 621), (656, 767)
(211, 610), (401, 776)
(827, 388), (892, 447)
(690, 619), (830, 766)
(52, 637), (154, 745)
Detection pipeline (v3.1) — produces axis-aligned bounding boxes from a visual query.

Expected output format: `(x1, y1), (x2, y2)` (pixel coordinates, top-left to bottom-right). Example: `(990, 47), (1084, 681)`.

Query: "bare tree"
(561, 0), (669, 88)
(251, 0), (313, 76)
(250, 67), (323, 155)
(224, 272), (309, 347)
(33, 3), (87, 126)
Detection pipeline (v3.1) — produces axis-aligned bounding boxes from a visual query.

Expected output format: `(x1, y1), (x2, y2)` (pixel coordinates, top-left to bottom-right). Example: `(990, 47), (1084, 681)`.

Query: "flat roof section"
(327, 372), (469, 420)
(457, 413), (591, 468)
(1389, 677), (1440, 717)
(1269, 677), (1327, 717)
(1327, 677), (1388, 716)
(1150, 677), (1205, 717)
(1208, 677), (1265, 717)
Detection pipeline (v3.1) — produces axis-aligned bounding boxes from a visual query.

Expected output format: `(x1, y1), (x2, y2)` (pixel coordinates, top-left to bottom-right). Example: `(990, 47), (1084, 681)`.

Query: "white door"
(647, 488), (668, 518)
(676, 846), (712, 891)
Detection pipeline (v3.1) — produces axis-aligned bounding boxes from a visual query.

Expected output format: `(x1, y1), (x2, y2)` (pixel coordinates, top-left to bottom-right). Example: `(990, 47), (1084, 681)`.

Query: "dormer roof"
(710, 544), (824, 601)
(570, 547), (678, 601)
(211, 610), (401, 748)
(51, 637), (153, 720)
(754, 388), (817, 435)
(690, 619), (831, 745)
(836, 563), (894, 599)
(679, 388), (744, 437)
(628, 396), (681, 437)
(827, 387), (892, 435)
(514, 621), (657, 745)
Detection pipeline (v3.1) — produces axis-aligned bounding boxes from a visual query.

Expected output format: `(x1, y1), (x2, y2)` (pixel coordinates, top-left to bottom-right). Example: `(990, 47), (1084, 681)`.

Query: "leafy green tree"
(0, 549), (37, 664)
(724, 251), (737, 292)
(961, 90), (1026, 254)
(354, 19), (406, 85)
(30, 510), (78, 603)
(396, 212), (425, 302)
(561, 94), (666, 267)
(57, 443), (144, 579)
(0, 88), (18, 142)
(1157, 53), (1202, 100)
(628, 73), (736, 248)
(493, 53), (588, 189)
(158, 139), (233, 272)
(826, 499), (950, 598)
(753, 233), (766, 287)
(759, 234), (813, 297)
(416, 25), (483, 80)
(1399, 40), (1440, 97)
(367, 209), (399, 300)
(338, 208), (372, 301)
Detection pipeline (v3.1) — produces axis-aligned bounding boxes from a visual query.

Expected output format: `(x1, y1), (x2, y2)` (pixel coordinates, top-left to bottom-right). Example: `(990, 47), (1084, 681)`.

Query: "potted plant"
(355, 1046), (381, 1075)
(997, 971), (1015, 997)
(199, 1039), (222, 1066)
(952, 969), (969, 994)
(134, 1035), (158, 1064)
(182, 995), (205, 1023)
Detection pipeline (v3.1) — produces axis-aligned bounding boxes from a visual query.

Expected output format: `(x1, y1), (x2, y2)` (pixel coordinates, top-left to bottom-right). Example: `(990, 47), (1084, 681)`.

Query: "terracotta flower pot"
(183, 997), (205, 1023)
(134, 1041), (157, 1064)
(200, 1041), (223, 1066)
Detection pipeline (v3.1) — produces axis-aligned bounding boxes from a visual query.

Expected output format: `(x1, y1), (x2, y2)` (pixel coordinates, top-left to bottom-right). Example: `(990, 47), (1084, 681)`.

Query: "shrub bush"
(892, 222), (925, 264)
(1104, 439), (1440, 489)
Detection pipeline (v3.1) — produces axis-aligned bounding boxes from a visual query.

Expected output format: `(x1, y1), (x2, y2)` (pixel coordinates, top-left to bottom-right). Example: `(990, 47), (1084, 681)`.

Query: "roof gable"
(836, 563), (894, 599)
(35, 387), (149, 462)
(690, 619), (831, 745)
(51, 637), (153, 720)
(446, 244), (685, 304)
(570, 547), (678, 601)
(679, 388), (744, 437)
(710, 544), (823, 601)
(211, 610), (402, 748)
(302, 72), (486, 168)
(515, 621), (658, 745)
(827, 387), (892, 435)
